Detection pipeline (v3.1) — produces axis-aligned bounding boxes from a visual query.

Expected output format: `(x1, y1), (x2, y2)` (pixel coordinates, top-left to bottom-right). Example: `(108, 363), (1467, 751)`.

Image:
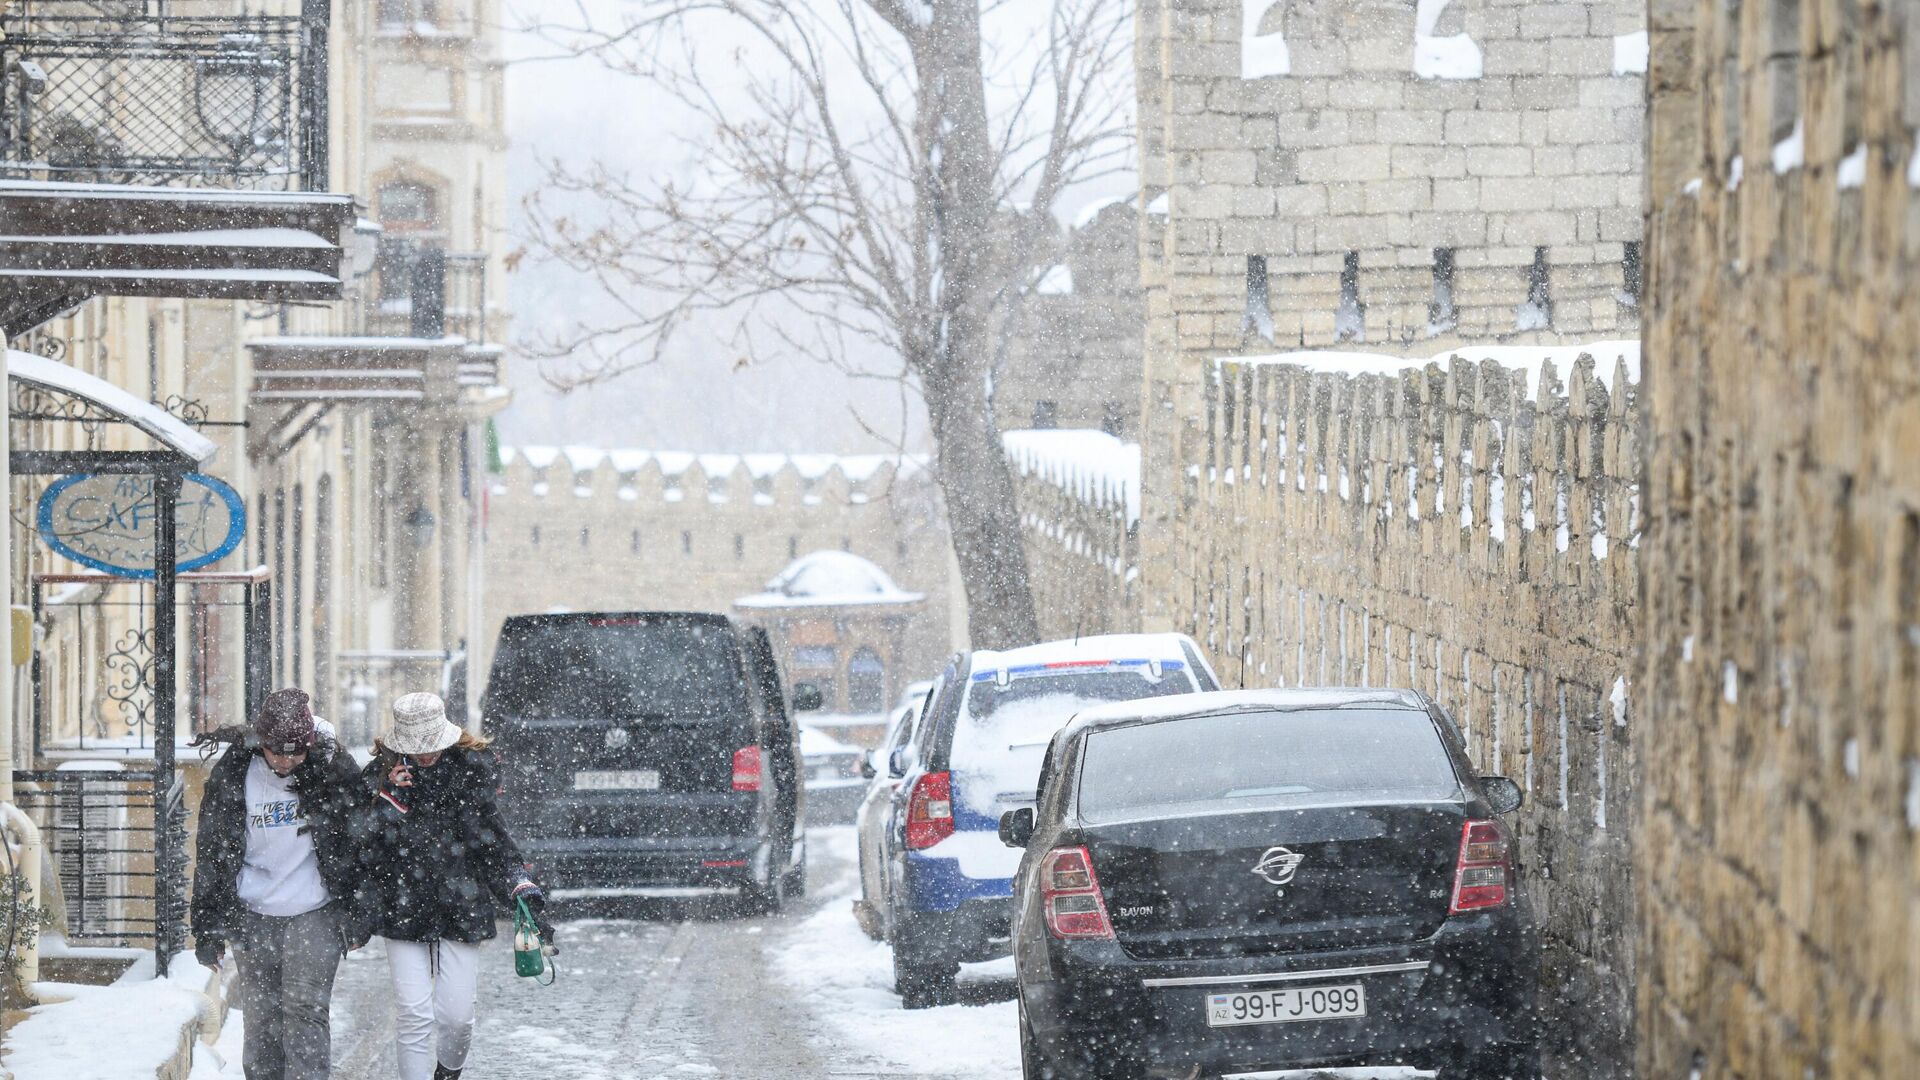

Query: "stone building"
(1638, 2), (1919, 1078)
(997, 200), (1147, 437)
(480, 447), (959, 709)
(1134, 0), (1648, 629)
(735, 550), (927, 730)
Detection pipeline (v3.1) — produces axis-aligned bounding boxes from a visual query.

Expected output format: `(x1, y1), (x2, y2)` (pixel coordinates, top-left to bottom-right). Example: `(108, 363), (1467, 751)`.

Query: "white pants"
(385, 939), (481, 1080)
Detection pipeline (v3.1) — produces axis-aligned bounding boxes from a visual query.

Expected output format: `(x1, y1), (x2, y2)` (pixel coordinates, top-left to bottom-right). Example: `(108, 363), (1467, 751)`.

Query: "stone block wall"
(481, 449), (957, 701)
(1639, 1), (1920, 1077)
(1175, 351), (1641, 1076)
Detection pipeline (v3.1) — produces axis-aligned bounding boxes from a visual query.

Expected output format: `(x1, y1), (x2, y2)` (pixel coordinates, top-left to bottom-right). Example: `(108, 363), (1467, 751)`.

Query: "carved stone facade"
(1639, 3), (1920, 1078)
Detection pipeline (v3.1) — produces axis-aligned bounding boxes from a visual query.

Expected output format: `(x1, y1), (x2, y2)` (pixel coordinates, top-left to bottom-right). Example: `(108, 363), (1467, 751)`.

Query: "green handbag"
(513, 897), (555, 984)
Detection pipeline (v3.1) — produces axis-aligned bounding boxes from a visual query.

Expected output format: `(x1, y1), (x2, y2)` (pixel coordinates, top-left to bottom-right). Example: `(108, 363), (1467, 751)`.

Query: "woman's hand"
(387, 762), (414, 788)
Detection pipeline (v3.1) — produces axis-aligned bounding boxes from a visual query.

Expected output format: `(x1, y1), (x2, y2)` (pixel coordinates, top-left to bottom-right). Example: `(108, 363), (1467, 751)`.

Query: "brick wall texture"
(1639, 1), (1920, 1077)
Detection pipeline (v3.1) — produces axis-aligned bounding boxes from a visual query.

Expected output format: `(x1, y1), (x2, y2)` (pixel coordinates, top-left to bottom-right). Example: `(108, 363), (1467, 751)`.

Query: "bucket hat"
(384, 692), (463, 756)
(254, 688), (316, 754)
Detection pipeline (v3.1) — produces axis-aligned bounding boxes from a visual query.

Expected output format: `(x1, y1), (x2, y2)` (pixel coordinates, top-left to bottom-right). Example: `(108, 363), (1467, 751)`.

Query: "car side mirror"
(860, 751), (878, 780)
(792, 682), (823, 712)
(998, 807), (1035, 849)
(888, 746), (912, 779)
(1482, 776), (1523, 815)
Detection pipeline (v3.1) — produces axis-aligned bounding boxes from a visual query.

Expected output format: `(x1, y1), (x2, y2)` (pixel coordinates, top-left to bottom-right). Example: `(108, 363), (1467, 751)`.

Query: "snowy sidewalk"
(2, 952), (229, 1080)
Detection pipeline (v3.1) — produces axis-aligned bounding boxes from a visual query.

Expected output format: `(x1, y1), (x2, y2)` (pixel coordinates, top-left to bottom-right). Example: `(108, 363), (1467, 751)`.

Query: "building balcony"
(248, 238), (504, 411)
(0, 2), (349, 335)
(0, 1), (330, 192)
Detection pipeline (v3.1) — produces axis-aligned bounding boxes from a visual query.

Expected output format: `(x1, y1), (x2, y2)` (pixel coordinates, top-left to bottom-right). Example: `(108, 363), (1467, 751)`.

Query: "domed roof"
(735, 550), (924, 609)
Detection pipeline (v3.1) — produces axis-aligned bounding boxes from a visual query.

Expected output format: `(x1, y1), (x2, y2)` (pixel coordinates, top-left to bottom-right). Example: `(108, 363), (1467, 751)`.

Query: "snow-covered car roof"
(967, 633), (1201, 681)
(1060, 687), (1430, 739)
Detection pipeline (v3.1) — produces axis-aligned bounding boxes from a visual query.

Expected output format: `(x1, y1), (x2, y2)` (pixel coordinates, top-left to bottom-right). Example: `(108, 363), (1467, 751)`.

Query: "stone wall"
(1180, 349), (1640, 1075)
(1638, 2), (1920, 1078)
(481, 448), (958, 705)
(1004, 430), (1141, 640)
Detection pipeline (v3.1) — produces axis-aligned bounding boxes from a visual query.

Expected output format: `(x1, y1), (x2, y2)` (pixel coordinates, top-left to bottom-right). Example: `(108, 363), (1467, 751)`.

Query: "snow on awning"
(735, 550), (925, 610)
(5, 349), (218, 463)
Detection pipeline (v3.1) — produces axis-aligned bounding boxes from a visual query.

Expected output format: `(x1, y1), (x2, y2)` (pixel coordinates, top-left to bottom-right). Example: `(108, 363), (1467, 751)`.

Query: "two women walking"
(190, 688), (553, 1080)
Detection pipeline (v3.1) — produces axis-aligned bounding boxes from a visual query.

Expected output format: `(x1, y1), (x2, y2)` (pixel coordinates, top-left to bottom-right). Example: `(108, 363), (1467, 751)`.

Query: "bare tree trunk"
(917, 2), (1040, 649)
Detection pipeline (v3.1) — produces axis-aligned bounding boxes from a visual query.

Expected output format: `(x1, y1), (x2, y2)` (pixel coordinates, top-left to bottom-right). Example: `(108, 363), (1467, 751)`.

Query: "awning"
(0, 180), (354, 334)
(5, 348), (218, 463)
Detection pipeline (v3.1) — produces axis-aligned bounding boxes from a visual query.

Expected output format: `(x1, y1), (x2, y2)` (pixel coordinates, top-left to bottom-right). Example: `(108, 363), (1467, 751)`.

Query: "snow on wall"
(496, 446), (932, 506)
(1002, 429), (1140, 524)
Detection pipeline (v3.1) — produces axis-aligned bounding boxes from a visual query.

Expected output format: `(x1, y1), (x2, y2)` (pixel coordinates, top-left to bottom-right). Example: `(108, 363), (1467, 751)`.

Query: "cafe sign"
(36, 473), (247, 579)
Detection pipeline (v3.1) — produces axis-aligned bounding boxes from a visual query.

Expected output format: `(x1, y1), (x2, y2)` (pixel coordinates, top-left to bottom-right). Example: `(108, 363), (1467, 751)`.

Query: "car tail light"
(732, 746), (763, 792)
(1449, 818), (1511, 913)
(1041, 845), (1114, 940)
(904, 770), (954, 849)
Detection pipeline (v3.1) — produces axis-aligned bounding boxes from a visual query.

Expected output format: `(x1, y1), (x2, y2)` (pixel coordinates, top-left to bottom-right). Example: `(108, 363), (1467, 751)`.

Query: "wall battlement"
(493, 447), (935, 511)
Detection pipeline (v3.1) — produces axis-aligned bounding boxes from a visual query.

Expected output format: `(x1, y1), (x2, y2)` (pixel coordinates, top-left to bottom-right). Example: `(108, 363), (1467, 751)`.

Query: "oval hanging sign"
(36, 473), (247, 579)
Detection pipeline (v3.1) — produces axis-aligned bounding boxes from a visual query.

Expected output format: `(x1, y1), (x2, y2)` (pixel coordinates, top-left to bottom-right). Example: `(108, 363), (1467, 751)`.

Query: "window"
(1031, 400), (1059, 429)
(848, 648), (886, 713)
(291, 484), (304, 687)
(1243, 255), (1274, 341)
(1516, 247), (1553, 331)
(734, 534), (745, 560)
(789, 536), (799, 559)
(1102, 401), (1125, 437)
(273, 489), (286, 683)
(841, 536), (852, 552)
(682, 530), (693, 555)
(580, 527), (591, 549)
(631, 529), (641, 554)
(1335, 251), (1365, 342)
(379, 0), (440, 30)
(315, 477), (333, 714)
(377, 181), (438, 231)
(896, 539), (909, 561)
(794, 645), (837, 668)
(1622, 242), (1644, 309)
(530, 525), (540, 547)
(1429, 248), (1458, 333)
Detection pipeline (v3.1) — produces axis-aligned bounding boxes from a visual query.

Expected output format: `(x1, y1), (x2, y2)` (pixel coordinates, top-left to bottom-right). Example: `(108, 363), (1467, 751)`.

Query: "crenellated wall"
(480, 447), (958, 702)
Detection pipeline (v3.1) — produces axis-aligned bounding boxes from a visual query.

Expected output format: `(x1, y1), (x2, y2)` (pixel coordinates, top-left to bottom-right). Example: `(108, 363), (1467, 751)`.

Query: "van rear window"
(488, 617), (746, 720)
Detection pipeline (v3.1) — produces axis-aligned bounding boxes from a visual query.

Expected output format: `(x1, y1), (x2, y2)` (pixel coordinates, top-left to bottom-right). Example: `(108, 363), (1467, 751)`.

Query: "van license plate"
(574, 770), (660, 791)
(1205, 983), (1365, 1027)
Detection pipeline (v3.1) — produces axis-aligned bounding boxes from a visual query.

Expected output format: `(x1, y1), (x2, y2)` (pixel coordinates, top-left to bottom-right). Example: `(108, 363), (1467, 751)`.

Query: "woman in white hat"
(360, 692), (555, 1080)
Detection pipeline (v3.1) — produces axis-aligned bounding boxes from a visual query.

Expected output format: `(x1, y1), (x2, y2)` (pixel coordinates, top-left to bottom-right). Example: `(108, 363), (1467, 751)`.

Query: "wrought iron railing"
(0, 0), (330, 190)
(12, 768), (186, 954)
(324, 238), (488, 345)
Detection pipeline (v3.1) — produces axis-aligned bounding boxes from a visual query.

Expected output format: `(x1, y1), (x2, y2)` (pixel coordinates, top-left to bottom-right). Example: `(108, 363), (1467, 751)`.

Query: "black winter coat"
(190, 738), (372, 942)
(359, 746), (535, 944)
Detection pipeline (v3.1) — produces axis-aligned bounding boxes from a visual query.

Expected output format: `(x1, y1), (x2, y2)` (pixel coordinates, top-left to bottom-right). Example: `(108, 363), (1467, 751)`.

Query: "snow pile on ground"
(773, 829), (1020, 1077)
(1003, 428), (1142, 523)
(6, 955), (220, 1080)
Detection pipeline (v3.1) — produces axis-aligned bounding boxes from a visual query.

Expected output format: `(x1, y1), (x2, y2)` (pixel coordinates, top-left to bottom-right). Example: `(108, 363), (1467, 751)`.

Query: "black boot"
(433, 1067), (462, 1080)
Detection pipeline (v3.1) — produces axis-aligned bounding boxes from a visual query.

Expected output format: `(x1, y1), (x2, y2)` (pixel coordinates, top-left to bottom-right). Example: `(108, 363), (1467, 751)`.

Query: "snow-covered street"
(175, 828), (1438, 1080)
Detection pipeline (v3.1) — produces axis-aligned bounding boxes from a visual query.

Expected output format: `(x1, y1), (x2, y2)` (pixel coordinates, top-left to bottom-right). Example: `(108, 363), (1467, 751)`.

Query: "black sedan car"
(999, 688), (1539, 1080)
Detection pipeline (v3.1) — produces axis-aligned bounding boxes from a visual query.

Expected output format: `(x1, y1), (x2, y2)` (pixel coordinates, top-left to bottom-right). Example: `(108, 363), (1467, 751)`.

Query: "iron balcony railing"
(327, 238), (488, 345)
(0, 0), (330, 190)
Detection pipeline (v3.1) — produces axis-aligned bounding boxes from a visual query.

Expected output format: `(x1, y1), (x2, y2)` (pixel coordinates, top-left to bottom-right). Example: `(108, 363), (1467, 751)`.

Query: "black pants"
(236, 905), (343, 1080)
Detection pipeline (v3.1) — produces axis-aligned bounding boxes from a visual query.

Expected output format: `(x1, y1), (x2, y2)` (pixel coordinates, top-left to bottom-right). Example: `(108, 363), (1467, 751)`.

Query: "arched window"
(848, 647), (886, 713)
(377, 180), (438, 232)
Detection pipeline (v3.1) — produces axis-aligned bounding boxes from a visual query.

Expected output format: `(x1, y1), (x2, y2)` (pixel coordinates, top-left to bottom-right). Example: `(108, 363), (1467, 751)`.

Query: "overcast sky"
(496, 1), (1135, 454)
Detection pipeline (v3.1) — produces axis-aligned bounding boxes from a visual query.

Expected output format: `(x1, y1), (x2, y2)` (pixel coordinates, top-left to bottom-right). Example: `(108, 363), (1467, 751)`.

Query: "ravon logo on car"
(1252, 845), (1305, 888)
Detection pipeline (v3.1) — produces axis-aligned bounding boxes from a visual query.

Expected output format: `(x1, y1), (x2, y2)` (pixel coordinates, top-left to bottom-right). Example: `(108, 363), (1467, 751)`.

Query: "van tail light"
(1449, 819), (1511, 913)
(1041, 845), (1114, 940)
(731, 746), (763, 792)
(904, 770), (954, 850)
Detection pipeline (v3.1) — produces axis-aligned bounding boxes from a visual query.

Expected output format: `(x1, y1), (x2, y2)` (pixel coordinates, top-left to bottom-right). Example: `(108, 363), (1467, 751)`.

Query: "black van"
(483, 611), (810, 909)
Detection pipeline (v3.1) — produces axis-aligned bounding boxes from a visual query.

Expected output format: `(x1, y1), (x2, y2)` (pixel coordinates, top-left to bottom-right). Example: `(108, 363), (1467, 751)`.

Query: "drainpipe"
(1, 804), (40, 986)
(0, 363), (36, 986)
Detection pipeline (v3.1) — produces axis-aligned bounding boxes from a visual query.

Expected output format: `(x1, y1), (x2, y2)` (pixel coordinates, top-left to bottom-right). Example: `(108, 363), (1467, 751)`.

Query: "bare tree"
(518, 0), (1133, 648)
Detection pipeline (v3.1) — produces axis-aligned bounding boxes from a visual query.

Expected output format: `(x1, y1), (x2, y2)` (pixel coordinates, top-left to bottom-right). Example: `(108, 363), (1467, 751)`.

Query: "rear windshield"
(948, 668), (1192, 809)
(1075, 708), (1462, 823)
(487, 617), (747, 721)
